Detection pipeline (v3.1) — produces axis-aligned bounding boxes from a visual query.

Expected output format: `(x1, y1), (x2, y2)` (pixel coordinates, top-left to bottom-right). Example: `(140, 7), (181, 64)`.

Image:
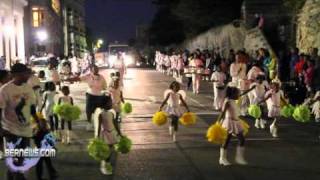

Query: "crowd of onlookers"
(155, 46), (320, 104)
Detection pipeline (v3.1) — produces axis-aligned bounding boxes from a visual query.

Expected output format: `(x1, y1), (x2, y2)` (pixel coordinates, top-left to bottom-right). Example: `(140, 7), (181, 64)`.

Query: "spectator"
(290, 47), (300, 79)
(294, 54), (306, 75)
(303, 59), (315, 93)
(0, 63), (38, 180)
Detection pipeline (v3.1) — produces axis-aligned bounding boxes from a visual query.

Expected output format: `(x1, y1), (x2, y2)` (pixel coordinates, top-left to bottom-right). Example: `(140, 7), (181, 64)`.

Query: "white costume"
(230, 62), (247, 87)
(164, 89), (186, 117)
(93, 108), (119, 145)
(312, 91), (320, 122)
(43, 91), (56, 119)
(265, 89), (283, 118)
(249, 81), (269, 105)
(109, 86), (122, 113)
(247, 66), (262, 81)
(222, 99), (243, 134)
(210, 71), (226, 110)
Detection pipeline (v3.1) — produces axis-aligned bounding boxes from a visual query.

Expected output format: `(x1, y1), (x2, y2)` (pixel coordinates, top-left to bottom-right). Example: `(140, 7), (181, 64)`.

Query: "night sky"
(85, 0), (156, 46)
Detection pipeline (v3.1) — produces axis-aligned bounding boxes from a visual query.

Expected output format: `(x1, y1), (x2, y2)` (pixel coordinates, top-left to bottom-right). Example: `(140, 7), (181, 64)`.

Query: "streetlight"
(36, 30), (48, 42)
(93, 38), (104, 53)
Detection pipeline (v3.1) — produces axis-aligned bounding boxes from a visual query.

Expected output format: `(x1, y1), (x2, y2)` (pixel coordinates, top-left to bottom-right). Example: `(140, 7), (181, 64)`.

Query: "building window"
(32, 7), (44, 27)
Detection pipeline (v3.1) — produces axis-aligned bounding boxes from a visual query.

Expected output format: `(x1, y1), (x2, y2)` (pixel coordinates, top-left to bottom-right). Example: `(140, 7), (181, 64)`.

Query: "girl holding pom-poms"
(108, 74), (125, 135)
(41, 82), (59, 137)
(159, 81), (190, 142)
(248, 74), (269, 129)
(58, 86), (74, 144)
(260, 82), (285, 138)
(92, 95), (119, 175)
(210, 66), (226, 111)
(219, 86), (247, 166)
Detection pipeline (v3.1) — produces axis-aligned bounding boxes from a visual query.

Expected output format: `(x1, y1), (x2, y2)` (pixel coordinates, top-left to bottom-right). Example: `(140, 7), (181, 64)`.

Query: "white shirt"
(81, 74), (107, 96)
(0, 81), (36, 137)
(211, 71), (226, 87)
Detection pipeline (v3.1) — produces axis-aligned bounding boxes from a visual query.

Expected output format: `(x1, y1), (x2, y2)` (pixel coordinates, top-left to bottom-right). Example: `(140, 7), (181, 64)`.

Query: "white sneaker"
(172, 132), (176, 142)
(100, 161), (113, 175)
(66, 130), (71, 144)
(255, 119), (260, 129)
(270, 124), (278, 138)
(0, 151), (4, 160)
(235, 146), (248, 165)
(260, 119), (266, 129)
(169, 126), (173, 136)
(219, 148), (231, 166)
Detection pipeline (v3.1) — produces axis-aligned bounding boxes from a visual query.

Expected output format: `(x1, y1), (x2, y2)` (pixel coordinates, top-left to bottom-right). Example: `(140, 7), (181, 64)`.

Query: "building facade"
(0, 0), (28, 68)
(24, 0), (63, 57)
(62, 0), (87, 58)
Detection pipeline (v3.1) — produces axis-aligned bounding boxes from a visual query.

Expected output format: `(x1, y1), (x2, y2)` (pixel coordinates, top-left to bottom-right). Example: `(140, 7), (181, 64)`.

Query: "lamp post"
(93, 38), (103, 53)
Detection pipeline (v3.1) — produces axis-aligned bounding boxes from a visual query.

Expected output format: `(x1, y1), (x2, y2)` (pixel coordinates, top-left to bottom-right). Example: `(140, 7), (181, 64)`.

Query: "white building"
(0, 0), (28, 69)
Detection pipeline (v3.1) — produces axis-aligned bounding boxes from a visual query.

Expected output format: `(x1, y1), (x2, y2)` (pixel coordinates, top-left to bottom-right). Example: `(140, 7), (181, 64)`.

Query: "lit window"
(32, 7), (44, 27)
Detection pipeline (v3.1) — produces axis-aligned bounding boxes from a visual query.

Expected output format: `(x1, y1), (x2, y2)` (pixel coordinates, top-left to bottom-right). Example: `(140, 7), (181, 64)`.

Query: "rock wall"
(297, 0), (320, 53)
(183, 22), (274, 57)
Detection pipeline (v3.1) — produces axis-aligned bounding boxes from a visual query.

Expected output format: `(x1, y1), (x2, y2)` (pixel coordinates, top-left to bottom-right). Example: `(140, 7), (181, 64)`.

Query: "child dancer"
(310, 91), (320, 123)
(41, 82), (59, 137)
(260, 82), (284, 138)
(159, 81), (190, 142)
(210, 66), (226, 110)
(34, 116), (58, 180)
(219, 87), (247, 166)
(93, 96), (119, 175)
(248, 74), (269, 129)
(108, 75), (124, 136)
(58, 86), (74, 144)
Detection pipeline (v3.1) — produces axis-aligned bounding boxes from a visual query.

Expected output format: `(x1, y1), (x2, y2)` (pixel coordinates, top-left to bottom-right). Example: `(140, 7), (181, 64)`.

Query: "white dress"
(222, 99), (243, 134)
(93, 108), (119, 145)
(43, 91), (56, 119)
(164, 90), (185, 117)
(109, 87), (122, 113)
(265, 89), (283, 118)
(312, 91), (320, 119)
(210, 72), (226, 110)
(249, 82), (268, 105)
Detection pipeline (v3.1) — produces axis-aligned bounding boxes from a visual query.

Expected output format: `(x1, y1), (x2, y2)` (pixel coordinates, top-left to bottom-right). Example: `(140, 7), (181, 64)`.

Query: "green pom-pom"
(248, 105), (262, 119)
(87, 138), (111, 161)
(114, 136), (132, 154)
(121, 102), (133, 114)
(293, 105), (311, 123)
(281, 104), (295, 118)
(53, 103), (82, 121)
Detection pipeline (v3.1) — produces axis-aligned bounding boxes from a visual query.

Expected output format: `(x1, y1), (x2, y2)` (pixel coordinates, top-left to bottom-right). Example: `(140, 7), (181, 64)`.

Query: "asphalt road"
(1, 68), (320, 180)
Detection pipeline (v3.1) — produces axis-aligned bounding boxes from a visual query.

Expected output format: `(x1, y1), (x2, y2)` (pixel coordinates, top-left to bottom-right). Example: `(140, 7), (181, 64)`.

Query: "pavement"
(1, 68), (320, 180)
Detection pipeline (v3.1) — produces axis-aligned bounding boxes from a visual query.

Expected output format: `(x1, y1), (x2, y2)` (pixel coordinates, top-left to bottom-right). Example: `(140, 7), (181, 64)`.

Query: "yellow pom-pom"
(206, 122), (228, 144)
(152, 111), (168, 126)
(179, 112), (197, 126)
(239, 119), (250, 136)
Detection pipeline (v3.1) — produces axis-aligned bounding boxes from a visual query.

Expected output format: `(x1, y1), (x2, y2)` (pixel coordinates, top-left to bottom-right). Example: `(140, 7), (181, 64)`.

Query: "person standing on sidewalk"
(67, 65), (107, 131)
(0, 63), (39, 180)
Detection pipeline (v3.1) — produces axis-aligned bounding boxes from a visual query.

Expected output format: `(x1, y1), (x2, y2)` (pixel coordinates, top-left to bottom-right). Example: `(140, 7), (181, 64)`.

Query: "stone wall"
(297, 0), (320, 53)
(183, 22), (274, 57)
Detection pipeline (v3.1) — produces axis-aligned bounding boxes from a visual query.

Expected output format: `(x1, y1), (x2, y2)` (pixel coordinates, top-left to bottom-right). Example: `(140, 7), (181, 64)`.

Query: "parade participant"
(113, 53), (126, 87)
(247, 62), (263, 83)
(190, 54), (204, 94)
(230, 53), (247, 87)
(45, 63), (61, 90)
(67, 65), (107, 131)
(33, 115), (58, 180)
(248, 74), (269, 129)
(210, 66), (226, 110)
(159, 81), (190, 142)
(58, 86), (74, 144)
(170, 52), (178, 77)
(41, 82), (59, 136)
(164, 54), (171, 75)
(0, 63), (38, 179)
(260, 82), (284, 138)
(108, 75), (125, 136)
(93, 96), (118, 175)
(0, 70), (10, 160)
(219, 86), (247, 166)
(311, 91), (320, 123)
(176, 54), (185, 82)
